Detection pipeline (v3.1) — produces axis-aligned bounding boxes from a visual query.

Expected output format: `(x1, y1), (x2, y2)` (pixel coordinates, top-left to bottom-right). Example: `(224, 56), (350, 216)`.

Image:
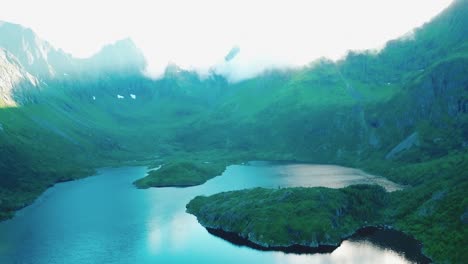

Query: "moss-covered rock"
(187, 185), (388, 248)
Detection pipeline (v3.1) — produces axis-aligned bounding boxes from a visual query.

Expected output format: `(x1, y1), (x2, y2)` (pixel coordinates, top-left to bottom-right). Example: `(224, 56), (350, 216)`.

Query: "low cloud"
(1, 0), (453, 82)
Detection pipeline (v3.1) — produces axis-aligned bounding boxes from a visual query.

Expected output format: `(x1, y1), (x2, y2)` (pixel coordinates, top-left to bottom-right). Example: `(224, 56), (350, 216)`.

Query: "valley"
(0, 1), (467, 263)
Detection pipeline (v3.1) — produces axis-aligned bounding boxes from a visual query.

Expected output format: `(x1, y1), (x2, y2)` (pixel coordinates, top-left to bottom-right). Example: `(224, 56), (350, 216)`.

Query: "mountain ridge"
(0, 1), (466, 262)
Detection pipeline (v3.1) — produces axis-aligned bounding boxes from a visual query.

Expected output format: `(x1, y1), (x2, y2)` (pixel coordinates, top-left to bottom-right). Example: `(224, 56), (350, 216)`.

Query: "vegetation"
(0, 1), (467, 263)
(187, 152), (468, 263)
(187, 185), (388, 248)
(382, 154), (468, 263)
(134, 160), (227, 188)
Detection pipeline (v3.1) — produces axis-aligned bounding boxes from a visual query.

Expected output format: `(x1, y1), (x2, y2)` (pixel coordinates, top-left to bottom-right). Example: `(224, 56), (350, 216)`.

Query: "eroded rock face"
(0, 48), (39, 106)
(385, 132), (420, 160)
(0, 22), (70, 79)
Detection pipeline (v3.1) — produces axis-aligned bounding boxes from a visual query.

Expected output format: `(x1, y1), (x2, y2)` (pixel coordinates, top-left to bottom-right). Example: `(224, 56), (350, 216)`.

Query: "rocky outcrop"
(0, 21), (70, 79)
(385, 132), (420, 159)
(0, 48), (39, 106)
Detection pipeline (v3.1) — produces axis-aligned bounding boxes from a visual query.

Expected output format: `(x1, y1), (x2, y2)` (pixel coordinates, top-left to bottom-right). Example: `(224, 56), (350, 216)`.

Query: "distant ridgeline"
(0, 0), (467, 262)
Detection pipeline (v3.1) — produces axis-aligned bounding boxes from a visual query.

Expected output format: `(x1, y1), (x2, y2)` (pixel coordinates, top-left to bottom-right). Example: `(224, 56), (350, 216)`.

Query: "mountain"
(84, 38), (146, 73)
(0, 21), (75, 79)
(0, 21), (147, 82)
(191, 0), (468, 161)
(0, 1), (467, 263)
(0, 48), (39, 106)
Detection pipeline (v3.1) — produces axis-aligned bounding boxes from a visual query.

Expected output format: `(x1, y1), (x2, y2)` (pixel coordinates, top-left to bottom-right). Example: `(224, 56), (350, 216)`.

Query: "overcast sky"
(0, 0), (453, 81)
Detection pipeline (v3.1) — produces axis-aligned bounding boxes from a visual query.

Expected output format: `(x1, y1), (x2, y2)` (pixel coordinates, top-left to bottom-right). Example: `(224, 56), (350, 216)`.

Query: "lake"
(0, 162), (430, 263)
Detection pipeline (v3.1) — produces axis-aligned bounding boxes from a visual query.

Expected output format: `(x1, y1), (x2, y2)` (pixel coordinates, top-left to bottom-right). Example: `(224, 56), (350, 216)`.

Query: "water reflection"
(147, 223), (162, 253)
(168, 212), (195, 250)
(261, 162), (402, 191)
(274, 240), (410, 264)
(0, 164), (420, 264)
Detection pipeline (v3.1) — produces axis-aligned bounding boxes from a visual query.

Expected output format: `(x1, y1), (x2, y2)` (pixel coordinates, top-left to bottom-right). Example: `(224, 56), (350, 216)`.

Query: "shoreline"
(204, 225), (432, 263)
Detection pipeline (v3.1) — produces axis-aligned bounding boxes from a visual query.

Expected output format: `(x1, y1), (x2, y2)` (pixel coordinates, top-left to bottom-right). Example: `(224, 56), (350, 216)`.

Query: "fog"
(0, 0), (453, 81)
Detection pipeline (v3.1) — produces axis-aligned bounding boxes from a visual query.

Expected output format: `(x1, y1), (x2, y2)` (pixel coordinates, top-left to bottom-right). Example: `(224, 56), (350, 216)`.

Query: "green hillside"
(0, 1), (466, 262)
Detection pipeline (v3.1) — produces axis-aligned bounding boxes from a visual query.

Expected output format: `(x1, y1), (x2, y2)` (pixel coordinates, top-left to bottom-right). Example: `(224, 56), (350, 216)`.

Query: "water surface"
(0, 162), (427, 264)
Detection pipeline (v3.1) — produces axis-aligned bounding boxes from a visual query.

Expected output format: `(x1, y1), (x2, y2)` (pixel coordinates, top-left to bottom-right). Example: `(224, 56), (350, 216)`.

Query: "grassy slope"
(0, 106), (95, 219)
(0, 75), (212, 219)
(0, 2), (466, 263)
(183, 5), (468, 262)
(0, 69), (229, 219)
(371, 154), (468, 263)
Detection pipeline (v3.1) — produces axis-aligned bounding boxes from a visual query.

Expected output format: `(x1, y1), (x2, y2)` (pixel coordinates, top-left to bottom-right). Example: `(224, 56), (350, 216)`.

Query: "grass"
(0, 3), (466, 263)
(187, 185), (389, 248)
(134, 160), (227, 188)
(133, 150), (252, 188)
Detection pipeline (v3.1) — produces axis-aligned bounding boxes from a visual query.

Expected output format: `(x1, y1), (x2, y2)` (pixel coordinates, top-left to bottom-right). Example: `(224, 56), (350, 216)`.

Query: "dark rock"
(369, 119), (380, 128)
(462, 141), (468, 148)
(461, 209), (468, 224)
(206, 227), (338, 254)
(385, 132), (420, 159)
(418, 190), (447, 217)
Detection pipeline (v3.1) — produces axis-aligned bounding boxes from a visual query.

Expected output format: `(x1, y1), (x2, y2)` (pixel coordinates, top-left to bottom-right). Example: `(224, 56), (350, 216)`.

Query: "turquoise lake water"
(0, 162), (429, 264)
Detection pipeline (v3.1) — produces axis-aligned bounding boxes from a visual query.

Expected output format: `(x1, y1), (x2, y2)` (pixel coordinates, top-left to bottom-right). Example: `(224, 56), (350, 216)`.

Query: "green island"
(187, 185), (389, 249)
(0, 1), (467, 263)
(188, 153), (468, 263)
(134, 160), (227, 188)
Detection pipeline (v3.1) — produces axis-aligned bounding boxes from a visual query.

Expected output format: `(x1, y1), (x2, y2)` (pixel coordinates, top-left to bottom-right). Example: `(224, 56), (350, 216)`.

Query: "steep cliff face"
(367, 56), (468, 162)
(0, 22), (75, 79)
(0, 48), (39, 106)
(180, 54), (467, 163)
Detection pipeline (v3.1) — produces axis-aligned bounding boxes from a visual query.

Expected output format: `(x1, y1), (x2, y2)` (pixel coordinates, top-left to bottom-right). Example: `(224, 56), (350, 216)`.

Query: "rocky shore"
(186, 185), (389, 250)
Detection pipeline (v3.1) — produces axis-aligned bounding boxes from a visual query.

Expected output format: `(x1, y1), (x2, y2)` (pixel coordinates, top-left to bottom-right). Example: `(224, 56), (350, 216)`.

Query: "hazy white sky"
(0, 0), (453, 80)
